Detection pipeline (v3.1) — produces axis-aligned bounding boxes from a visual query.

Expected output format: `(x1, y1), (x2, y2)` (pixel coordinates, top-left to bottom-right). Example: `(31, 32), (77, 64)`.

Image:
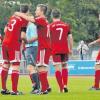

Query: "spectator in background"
(77, 40), (89, 60)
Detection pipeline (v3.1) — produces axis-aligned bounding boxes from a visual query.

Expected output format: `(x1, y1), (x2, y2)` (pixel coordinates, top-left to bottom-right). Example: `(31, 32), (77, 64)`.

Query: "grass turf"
(0, 76), (100, 100)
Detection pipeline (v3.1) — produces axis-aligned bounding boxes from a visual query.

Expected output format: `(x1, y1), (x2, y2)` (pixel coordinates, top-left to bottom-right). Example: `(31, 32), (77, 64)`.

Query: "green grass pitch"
(0, 76), (100, 100)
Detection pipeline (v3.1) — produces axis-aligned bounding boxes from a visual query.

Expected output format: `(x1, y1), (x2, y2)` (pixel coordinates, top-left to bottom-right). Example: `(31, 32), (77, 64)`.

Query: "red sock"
(1, 67), (8, 90)
(62, 68), (68, 87)
(39, 71), (48, 92)
(94, 70), (100, 88)
(11, 70), (19, 92)
(55, 71), (64, 92)
(46, 72), (50, 89)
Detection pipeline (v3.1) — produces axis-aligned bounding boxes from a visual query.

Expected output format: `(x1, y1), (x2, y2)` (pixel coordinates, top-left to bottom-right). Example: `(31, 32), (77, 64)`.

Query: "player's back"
(50, 20), (70, 54)
(3, 15), (28, 46)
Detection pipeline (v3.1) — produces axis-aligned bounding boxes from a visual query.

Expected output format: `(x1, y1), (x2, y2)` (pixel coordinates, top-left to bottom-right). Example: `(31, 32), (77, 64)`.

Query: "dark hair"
(51, 9), (61, 18)
(37, 4), (47, 15)
(20, 4), (29, 13)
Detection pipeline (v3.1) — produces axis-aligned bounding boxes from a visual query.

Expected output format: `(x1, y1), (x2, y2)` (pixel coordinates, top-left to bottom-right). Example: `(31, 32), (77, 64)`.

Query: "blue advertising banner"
(49, 60), (96, 75)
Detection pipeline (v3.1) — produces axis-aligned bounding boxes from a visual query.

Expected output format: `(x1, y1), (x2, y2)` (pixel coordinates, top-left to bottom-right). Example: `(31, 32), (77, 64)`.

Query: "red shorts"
(36, 48), (51, 67)
(52, 54), (68, 65)
(2, 44), (21, 63)
(96, 51), (100, 64)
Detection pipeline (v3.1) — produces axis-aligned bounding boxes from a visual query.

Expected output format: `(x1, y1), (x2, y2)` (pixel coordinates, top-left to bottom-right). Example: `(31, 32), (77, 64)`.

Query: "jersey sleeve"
(35, 17), (46, 27)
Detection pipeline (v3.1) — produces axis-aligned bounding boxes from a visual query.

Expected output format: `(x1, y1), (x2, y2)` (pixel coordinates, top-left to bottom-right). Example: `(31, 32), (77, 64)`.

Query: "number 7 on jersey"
(56, 28), (63, 40)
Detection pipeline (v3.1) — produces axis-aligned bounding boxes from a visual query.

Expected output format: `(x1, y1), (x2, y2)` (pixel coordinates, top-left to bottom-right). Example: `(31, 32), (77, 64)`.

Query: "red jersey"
(96, 50), (100, 61)
(50, 20), (71, 54)
(3, 15), (28, 47)
(35, 17), (50, 49)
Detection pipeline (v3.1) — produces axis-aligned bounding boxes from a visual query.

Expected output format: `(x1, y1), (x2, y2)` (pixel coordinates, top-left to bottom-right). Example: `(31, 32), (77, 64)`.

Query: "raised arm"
(88, 38), (100, 46)
(15, 12), (35, 23)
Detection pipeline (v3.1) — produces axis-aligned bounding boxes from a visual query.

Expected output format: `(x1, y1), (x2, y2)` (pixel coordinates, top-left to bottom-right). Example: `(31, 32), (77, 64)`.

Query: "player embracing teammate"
(0, 3), (73, 95)
(15, 4), (51, 94)
(1, 5), (29, 95)
(15, 5), (73, 94)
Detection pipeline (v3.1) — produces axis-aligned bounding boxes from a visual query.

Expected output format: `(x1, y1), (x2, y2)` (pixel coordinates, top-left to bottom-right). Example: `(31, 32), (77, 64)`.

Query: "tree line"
(0, 0), (100, 43)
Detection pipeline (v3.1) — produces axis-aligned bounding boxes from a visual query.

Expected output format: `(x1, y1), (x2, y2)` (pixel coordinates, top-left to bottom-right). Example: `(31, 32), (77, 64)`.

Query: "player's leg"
(53, 54), (64, 92)
(37, 48), (51, 94)
(93, 51), (100, 90)
(61, 54), (68, 92)
(9, 48), (23, 95)
(89, 51), (100, 90)
(94, 64), (100, 89)
(25, 46), (40, 94)
(1, 62), (10, 95)
(1, 44), (10, 95)
(89, 64), (100, 90)
(10, 62), (21, 95)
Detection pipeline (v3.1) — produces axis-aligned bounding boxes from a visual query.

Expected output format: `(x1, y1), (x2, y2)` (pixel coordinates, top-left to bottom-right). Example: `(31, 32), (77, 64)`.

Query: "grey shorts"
(25, 46), (38, 66)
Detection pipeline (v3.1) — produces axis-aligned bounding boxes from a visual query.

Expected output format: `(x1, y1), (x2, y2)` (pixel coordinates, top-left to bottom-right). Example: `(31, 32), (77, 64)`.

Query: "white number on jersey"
(7, 19), (16, 31)
(56, 28), (63, 40)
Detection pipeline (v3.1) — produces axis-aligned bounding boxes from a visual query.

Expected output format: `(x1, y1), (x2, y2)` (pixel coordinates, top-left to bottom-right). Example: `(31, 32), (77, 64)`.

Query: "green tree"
(0, 0), (100, 43)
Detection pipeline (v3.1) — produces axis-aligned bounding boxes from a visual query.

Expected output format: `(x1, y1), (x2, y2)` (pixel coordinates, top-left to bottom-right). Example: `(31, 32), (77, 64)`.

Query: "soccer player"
(88, 36), (100, 90)
(1, 5), (29, 95)
(49, 9), (73, 92)
(22, 18), (40, 94)
(15, 4), (51, 94)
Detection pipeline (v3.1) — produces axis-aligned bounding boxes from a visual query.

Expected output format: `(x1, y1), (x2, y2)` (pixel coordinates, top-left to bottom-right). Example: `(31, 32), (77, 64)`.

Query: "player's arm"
(68, 32), (73, 54)
(88, 38), (100, 46)
(20, 27), (27, 43)
(15, 12), (35, 23)
(21, 31), (26, 42)
(21, 31), (37, 44)
(4, 25), (8, 33)
(21, 26), (38, 44)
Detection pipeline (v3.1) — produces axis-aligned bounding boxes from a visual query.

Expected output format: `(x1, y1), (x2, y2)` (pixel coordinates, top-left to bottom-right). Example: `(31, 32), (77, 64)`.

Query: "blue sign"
(49, 60), (95, 75)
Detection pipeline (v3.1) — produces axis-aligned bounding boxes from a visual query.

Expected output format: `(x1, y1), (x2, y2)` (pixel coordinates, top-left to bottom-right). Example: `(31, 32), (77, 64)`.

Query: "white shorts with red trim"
(36, 48), (51, 67)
